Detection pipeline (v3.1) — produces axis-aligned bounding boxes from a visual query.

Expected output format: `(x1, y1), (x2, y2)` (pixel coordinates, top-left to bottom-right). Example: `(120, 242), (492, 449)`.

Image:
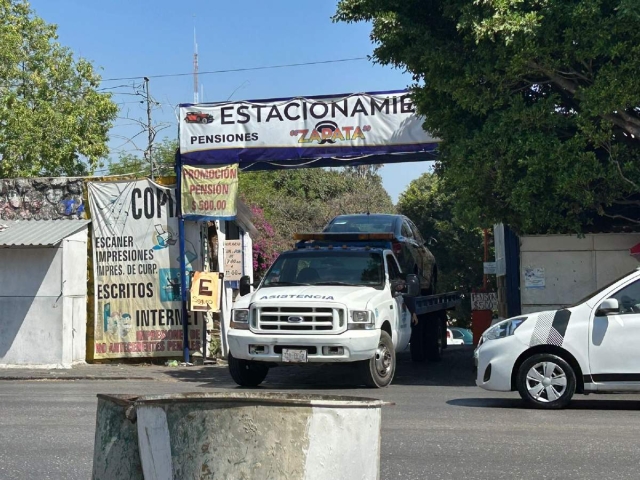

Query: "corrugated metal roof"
(0, 220), (91, 247)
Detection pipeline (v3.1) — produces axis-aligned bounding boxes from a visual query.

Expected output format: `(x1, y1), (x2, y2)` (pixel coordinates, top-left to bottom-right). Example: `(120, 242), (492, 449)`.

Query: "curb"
(0, 376), (158, 382)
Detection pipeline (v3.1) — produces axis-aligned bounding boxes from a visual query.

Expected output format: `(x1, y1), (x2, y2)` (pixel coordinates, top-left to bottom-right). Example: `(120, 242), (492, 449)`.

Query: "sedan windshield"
(262, 251), (384, 289)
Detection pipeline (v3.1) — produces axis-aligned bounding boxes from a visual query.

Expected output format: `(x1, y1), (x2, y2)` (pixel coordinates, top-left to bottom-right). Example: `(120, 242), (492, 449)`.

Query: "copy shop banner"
(88, 179), (202, 359)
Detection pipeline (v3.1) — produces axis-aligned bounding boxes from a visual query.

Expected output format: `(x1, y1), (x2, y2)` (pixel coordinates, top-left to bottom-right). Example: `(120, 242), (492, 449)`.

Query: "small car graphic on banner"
(184, 111), (214, 124)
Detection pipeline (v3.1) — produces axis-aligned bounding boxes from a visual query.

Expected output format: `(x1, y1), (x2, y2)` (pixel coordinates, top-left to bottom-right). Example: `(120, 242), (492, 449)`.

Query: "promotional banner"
(181, 164), (238, 220)
(190, 271), (221, 312)
(179, 90), (440, 168)
(88, 180), (202, 359)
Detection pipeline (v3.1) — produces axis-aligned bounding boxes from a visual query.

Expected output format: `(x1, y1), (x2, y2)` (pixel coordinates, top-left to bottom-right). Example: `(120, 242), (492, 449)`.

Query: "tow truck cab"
(227, 233), (420, 388)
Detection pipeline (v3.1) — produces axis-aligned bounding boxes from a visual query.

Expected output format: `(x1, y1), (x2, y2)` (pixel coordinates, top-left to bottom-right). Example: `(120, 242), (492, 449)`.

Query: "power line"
(100, 57), (368, 82)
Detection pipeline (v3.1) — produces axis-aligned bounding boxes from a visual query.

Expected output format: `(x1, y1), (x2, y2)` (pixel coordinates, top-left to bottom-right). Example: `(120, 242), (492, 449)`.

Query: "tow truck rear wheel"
(410, 319), (427, 362)
(425, 316), (444, 362)
(228, 353), (269, 387)
(360, 331), (396, 388)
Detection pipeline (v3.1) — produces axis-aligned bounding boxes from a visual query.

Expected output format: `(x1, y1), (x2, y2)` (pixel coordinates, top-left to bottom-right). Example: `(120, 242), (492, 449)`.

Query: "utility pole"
(144, 76), (154, 179)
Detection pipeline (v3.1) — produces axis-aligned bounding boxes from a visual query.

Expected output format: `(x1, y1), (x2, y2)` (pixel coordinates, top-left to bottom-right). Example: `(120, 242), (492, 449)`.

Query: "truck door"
(386, 253), (412, 350)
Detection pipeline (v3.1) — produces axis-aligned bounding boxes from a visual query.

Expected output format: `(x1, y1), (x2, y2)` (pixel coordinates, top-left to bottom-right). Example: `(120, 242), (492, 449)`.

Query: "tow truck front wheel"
(360, 331), (396, 388)
(228, 353), (269, 387)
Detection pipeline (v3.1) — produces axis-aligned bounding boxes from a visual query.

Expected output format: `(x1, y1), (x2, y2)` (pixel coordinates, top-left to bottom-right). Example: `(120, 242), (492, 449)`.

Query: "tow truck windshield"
(262, 250), (385, 289)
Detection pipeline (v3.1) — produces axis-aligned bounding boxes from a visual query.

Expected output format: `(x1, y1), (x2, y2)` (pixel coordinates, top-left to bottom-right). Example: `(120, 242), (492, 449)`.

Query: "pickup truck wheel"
(425, 317), (443, 362)
(228, 354), (269, 387)
(516, 354), (576, 409)
(360, 331), (396, 388)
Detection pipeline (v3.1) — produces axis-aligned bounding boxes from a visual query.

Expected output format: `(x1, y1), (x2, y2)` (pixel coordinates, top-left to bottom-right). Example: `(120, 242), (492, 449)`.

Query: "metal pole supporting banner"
(175, 150), (190, 363)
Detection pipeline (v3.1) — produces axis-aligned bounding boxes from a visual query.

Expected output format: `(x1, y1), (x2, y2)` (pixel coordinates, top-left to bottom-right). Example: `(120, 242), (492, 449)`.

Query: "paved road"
(1, 347), (640, 479)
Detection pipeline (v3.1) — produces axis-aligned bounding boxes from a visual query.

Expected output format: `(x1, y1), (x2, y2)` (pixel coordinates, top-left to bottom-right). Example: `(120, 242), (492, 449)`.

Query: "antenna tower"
(193, 27), (199, 104)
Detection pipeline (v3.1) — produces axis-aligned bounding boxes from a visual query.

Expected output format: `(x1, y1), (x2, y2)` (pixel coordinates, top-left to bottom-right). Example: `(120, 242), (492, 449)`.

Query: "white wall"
(520, 234), (640, 314)
(63, 230), (89, 364)
(0, 227), (88, 368)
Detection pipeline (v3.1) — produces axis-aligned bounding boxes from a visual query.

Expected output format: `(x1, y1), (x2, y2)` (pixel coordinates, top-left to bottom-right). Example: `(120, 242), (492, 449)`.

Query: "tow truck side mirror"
(239, 275), (252, 296)
(405, 274), (420, 297)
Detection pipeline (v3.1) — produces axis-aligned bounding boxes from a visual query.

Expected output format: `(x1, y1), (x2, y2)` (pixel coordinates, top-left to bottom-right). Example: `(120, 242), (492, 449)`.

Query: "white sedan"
(475, 268), (640, 408)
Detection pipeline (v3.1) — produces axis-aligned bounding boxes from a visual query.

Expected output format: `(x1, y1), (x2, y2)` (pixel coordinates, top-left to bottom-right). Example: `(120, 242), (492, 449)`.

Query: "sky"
(29, 0), (434, 202)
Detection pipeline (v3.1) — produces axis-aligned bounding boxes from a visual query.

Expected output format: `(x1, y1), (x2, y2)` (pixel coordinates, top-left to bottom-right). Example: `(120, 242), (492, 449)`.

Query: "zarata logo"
(290, 121), (372, 145)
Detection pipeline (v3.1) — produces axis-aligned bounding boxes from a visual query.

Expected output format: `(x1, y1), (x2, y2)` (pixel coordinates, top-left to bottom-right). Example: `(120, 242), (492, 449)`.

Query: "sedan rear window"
(325, 216), (396, 233)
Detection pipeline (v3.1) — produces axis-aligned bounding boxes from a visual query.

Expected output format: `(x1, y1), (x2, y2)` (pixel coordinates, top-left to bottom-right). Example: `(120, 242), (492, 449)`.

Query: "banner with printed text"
(181, 164), (238, 220)
(88, 180), (202, 359)
(179, 90), (440, 168)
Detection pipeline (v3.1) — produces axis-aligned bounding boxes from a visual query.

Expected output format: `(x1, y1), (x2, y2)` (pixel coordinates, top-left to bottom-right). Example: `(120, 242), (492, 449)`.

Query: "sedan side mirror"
(596, 298), (619, 316)
(405, 274), (420, 297)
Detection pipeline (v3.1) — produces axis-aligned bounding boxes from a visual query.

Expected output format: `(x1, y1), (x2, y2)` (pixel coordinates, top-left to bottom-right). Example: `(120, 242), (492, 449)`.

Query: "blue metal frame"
(175, 156), (191, 363)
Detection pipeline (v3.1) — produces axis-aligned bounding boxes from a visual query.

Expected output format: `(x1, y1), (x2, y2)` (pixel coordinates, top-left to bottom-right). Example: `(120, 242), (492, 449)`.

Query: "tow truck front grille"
(253, 306), (345, 333)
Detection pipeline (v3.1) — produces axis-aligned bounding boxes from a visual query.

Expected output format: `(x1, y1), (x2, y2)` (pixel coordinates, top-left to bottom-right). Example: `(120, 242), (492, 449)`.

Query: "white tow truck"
(228, 233), (460, 388)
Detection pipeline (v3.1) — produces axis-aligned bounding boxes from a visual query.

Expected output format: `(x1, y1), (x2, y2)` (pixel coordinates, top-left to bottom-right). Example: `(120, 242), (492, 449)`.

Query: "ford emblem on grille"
(287, 316), (304, 323)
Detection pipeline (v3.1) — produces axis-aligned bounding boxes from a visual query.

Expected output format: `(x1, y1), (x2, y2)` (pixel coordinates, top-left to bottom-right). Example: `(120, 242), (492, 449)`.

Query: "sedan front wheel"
(516, 353), (576, 409)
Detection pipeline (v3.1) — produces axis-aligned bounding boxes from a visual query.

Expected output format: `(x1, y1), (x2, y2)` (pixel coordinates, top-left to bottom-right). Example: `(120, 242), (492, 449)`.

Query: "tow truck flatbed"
(404, 291), (462, 315)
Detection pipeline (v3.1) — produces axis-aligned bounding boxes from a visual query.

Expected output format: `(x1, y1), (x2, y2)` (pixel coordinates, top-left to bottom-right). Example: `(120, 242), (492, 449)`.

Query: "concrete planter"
(93, 392), (388, 480)
(92, 394), (143, 480)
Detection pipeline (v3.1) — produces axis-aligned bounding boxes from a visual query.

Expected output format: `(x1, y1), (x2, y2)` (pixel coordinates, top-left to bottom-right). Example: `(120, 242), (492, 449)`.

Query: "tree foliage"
(240, 168), (395, 263)
(336, 0), (640, 233)
(0, 0), (118, 178)
(398, 173), (484, 325)
(107, 146), (394, 276)
(107, 138), (177, 177)
(245, 202), (280, 277)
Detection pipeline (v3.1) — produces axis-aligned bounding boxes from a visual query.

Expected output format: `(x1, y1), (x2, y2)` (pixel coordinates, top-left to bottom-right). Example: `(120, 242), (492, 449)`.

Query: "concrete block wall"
(520, 234), (640, 314)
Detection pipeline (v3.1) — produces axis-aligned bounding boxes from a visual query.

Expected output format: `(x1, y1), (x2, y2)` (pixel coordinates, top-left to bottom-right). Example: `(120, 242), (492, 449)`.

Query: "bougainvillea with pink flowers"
(247, 203), (281, 276)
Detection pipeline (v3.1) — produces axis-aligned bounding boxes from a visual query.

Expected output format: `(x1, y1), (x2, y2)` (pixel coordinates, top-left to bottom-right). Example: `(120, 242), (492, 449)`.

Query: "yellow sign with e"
(190, 271), (221, 312)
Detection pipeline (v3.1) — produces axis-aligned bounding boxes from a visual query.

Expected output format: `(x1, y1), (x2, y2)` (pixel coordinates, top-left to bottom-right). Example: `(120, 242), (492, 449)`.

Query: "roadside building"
(0, 176), (255, 365)
(0, 220), (90, 367)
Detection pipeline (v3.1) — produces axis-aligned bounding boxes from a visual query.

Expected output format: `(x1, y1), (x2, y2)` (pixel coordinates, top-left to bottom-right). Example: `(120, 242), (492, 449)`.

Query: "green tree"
(240, 168), (395, 254)
(107, 138), (177, 177)
(0, 0), (118, 178)
(398, 172), (484, 325)
(335, 0), (640, 233)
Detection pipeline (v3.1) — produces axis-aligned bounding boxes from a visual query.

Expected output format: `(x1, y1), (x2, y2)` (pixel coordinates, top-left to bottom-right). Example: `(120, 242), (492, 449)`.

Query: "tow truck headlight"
(348, 310), (375, 330)
(483, 317), (527, 341)
(231, 309), (250, 330)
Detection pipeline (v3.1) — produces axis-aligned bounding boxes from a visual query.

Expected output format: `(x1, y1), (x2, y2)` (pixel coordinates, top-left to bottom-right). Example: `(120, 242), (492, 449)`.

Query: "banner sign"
(179, 90), (440, 167)
(190, 271), (221, 312)
(471, 292), (498, 311)
(224, 240), (243, 281)
(88, 180), (202, 359)
(181, 164), (238, 220)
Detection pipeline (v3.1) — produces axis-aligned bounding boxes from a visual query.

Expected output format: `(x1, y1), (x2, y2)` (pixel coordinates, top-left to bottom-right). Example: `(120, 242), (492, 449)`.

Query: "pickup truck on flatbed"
(228, 233), (460, 387)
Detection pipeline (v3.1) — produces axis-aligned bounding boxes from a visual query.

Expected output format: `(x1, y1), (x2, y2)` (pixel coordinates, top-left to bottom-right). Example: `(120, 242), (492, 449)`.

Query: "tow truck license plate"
(282, 349), (307, 363)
